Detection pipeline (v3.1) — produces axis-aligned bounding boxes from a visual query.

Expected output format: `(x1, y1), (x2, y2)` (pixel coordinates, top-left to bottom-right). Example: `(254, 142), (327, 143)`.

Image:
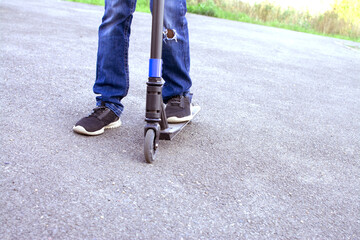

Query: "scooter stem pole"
(150, 0), (164, 59)
(145, 0), (168, 133)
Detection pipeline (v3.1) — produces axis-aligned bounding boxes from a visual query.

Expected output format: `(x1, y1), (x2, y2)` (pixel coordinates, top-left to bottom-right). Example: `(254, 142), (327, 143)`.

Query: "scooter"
(144, 0), (200, 163)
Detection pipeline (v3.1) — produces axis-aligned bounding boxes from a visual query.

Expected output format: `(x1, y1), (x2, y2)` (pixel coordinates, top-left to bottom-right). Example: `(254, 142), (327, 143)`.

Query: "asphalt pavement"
(1, 0), (360, 239)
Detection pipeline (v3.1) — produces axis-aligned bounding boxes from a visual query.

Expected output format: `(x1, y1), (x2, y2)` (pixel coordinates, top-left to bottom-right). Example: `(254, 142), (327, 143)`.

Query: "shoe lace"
(168, 96), (184, 107)
(89, 106), (107, 118)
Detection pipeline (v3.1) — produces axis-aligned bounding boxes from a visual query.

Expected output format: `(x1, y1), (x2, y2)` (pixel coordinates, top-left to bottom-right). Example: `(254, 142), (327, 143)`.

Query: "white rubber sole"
(167, 114), (194, 123)
(167, 105), (199, 123)
(73, 119), (122, 136)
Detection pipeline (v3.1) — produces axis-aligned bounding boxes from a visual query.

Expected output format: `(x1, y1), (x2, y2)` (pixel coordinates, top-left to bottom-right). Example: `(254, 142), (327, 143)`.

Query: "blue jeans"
(93, 0), (192, 117)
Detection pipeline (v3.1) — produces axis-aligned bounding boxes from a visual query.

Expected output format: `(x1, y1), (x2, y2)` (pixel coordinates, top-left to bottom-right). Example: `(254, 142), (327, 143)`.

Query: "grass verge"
(66, 0), (360, 42)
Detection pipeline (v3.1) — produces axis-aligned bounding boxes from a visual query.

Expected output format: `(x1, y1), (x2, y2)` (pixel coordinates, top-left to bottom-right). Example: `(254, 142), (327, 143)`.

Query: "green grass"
(70, 0), (102, 5)
(66, 0), (360, 42)
(67, 0), (150, 12)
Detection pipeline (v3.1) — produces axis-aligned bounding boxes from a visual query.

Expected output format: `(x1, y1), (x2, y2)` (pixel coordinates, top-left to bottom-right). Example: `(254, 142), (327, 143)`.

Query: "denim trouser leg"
(93, 0), (137, 116)
(94, 0), (192, 116)
(151, 0), (192, 103)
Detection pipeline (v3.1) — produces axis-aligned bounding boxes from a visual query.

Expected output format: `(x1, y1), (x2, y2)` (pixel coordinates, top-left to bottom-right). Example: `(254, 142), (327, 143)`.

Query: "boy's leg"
(160, 0), (192, 102)
(150, 0), (194, 122)
(73, 0), (137, 135)
(94, 0), (137, 116)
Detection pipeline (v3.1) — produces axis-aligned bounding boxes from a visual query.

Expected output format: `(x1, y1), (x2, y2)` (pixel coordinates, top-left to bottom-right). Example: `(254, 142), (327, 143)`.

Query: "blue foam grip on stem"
(149, 58), (162, 78)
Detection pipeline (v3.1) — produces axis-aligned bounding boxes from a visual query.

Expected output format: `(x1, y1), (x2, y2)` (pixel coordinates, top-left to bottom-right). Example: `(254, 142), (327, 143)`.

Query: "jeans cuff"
(96, 101), (123, 117)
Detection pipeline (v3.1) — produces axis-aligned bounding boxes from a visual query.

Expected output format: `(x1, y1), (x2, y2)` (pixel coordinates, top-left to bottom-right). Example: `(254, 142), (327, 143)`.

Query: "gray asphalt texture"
(1, 0), (360, 239)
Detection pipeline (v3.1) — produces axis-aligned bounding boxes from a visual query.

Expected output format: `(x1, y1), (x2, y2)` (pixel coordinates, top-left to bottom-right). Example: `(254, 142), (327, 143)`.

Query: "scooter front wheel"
(144, 129), (156, 163)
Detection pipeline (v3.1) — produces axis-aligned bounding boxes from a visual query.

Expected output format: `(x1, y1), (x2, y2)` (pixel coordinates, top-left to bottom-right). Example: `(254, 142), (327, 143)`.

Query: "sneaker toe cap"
(74, 117), (103, 133)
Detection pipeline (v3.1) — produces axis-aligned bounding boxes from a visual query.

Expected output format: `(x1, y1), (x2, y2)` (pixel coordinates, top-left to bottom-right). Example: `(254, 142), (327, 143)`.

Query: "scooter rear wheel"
(144, 129), (156, 163)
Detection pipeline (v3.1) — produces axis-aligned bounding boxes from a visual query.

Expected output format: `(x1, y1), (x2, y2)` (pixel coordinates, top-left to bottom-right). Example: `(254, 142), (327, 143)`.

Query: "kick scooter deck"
(160, 105), (201, 140)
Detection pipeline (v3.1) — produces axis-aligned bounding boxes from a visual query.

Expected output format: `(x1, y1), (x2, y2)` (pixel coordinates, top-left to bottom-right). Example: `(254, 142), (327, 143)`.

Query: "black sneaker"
(73, 106), (121, 136)
(165, 95), (193, 123)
